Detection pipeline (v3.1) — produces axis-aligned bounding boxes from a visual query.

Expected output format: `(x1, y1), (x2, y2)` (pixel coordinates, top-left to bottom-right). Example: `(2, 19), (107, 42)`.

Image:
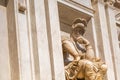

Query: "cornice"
(57, 0), (95, 17)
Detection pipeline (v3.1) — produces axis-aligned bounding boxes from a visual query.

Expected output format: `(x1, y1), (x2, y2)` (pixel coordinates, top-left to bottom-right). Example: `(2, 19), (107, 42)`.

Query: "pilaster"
(0, 5), (10, 80)
(16, 0), (33, 79)
(45, 0), (65, 80)
(93, 1), (115, 80)
(7, 0), (33, 80)
(7, 0), (20, 80)
(32, 0), (53, 80)
(91, 18), (99, 57)
(105, 4), (120, 80)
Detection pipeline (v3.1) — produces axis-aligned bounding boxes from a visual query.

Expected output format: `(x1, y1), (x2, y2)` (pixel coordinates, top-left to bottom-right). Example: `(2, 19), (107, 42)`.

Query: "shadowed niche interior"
(0, 0), (9, 7)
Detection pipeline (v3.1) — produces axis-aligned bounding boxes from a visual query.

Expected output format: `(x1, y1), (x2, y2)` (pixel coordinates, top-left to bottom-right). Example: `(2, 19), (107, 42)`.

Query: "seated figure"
(62, 18), (107, 80)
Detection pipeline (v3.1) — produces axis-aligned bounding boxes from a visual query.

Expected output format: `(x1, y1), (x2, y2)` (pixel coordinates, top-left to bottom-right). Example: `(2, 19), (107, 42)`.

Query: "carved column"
(105, 4), (120, 80)
(93, 1), (116, 80)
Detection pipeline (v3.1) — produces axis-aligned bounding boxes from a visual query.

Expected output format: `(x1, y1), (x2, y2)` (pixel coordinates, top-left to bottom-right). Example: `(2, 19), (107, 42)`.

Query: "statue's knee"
(100, 64), (107, 74)
(85, 61), (93, 68)
(85, 61), (99, 72)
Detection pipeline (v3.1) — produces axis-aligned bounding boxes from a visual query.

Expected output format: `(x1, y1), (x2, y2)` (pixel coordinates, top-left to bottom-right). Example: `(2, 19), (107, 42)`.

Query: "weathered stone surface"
(0, 5), (10, 80)
(0, 0), (120, 80)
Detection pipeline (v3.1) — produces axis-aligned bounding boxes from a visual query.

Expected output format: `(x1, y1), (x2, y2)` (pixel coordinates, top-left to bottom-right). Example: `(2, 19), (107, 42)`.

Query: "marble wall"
(0, 5), (10, 80)
(0, 0), (120, 80)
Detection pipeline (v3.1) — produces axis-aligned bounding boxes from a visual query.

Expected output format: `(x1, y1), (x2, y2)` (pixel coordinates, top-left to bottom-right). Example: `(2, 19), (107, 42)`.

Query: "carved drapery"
(62, 18), (107, 80)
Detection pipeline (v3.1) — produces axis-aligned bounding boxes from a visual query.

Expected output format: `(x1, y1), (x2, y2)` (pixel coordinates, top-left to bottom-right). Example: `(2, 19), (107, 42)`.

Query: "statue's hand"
(77, 36), (90, 45)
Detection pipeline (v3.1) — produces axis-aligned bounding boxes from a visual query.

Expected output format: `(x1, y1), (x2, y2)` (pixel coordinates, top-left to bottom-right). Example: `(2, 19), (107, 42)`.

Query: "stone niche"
(57, 1), (96, 61)
(58, 1), (95, 49)
(0, 0), (8, 7)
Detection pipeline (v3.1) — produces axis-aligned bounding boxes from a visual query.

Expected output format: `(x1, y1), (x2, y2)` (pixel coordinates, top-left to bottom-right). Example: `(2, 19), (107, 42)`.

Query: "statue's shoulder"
(61, 35), (71, 43)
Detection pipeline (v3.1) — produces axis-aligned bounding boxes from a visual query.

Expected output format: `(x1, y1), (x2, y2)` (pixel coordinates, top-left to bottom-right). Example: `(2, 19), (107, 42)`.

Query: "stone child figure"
(62, 18), (107, 80)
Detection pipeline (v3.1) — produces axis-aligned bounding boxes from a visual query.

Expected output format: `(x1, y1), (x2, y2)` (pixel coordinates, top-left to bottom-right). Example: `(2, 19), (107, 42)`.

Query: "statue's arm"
(76, 36), (95, 60)
(62, 40), (81, 61)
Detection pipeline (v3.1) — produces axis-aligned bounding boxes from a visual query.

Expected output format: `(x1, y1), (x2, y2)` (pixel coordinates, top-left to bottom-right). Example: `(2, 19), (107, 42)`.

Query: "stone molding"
(59, 0), (95, 16)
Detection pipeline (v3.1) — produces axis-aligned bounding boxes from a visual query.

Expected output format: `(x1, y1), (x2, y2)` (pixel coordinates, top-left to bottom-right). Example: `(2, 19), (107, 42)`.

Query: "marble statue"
(62, 18), (107, 80)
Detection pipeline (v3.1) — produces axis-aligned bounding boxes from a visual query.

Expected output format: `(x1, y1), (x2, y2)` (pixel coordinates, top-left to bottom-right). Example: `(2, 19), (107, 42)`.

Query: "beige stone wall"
(0, 5), (10, 80)
(0, 0), (120, 80)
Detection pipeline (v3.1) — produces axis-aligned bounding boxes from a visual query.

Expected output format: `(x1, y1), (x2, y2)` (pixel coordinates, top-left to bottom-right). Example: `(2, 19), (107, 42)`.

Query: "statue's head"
(72, 18), (87, 35)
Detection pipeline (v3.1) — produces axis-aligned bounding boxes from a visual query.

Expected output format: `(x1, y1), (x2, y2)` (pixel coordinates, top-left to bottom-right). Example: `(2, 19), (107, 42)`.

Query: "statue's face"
(73, 27), (81, 35)
(72, 27), (85, 36)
